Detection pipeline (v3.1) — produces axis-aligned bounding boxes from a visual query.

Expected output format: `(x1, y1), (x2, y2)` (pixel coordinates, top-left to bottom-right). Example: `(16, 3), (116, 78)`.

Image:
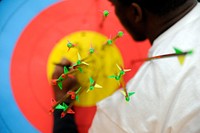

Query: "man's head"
(109, 0), (197, 43)
(113, 0), (188, 15)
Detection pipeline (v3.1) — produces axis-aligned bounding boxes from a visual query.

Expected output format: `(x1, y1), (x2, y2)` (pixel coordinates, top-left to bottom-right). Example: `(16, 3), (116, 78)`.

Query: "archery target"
(0, 0), (150, 133)
(47, 30), (124, 106)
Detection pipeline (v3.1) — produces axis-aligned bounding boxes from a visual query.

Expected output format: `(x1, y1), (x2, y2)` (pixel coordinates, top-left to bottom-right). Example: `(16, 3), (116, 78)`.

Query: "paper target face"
(0, 0), (150, 132)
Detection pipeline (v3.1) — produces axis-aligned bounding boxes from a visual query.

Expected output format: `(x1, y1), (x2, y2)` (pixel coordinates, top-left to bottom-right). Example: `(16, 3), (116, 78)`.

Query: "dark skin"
(109, 0), (197, 44)
(52, 58), (78, 101)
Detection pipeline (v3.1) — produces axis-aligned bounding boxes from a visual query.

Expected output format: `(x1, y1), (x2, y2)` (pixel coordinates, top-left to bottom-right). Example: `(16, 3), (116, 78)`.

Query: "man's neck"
(145, 0), (197, 44)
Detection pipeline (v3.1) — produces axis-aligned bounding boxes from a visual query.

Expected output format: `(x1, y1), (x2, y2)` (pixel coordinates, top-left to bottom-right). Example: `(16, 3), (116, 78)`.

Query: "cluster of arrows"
(49, 10), (193, 118)
(49, 29), (129, 118)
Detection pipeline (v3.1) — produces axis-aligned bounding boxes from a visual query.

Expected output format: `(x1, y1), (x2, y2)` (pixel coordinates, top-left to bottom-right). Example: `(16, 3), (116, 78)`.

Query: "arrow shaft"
(121, 78), (128, 98)
(131, 52), (188, 63)
(53, 86), (80, 109)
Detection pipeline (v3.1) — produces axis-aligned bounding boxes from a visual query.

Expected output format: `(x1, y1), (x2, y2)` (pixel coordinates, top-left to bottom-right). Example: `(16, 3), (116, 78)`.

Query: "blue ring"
(0, 0), (57, 132)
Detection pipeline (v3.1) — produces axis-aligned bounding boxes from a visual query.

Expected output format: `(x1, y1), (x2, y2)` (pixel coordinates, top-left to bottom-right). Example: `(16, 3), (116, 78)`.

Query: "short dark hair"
(117, 0), (188, 15)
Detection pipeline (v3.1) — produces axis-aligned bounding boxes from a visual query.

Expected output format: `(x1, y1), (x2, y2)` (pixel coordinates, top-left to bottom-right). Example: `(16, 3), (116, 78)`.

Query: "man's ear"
(131, 3), (143, 23)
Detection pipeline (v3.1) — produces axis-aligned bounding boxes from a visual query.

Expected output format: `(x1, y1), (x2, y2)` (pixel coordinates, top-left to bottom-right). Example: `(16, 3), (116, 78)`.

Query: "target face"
(0, 0), (150, 132)
(47, 30), (124, 106)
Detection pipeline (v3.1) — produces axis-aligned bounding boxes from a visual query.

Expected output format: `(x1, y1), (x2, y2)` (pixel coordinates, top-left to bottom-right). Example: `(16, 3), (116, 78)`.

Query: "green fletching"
(173, 47), (183, 54)
(110, 70), (126, 81)
(76, 95), (80, 102)
(89, 77), (95, 84)
(77, 60), (81, 65)
(55, 104), (64, 110)
(125, 96), (130, 102)
(67, 42), (73, 48)
(89, 48), (95, 54)
(103, 10), (109, 17)
(129, 92), (135, 96)
(109, 75), (121, 80)
(108, 75), (116, 78)
(55, 103), (68, 111)
(118, 31), (124, 37)
(62, 103), (68, 111)
(58, 82), (63, 90)
(57, 76), (64, 82)
(107, 39), (112, 45)
(89, 86), (94, 91)
(64, 66), (68, 74)
(125, 92), (135, 102)
(119, 70), (125, 75)
(115, 76), (121, 80)
(188, 50), (193, 55)
(78, 67), (83, 73)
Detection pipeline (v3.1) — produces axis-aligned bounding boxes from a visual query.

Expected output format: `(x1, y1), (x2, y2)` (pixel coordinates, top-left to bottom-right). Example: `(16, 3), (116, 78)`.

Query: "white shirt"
(89, 3), (200, 133)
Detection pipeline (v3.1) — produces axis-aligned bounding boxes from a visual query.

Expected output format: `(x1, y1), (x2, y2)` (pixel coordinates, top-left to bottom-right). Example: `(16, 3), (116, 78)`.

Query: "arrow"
(67, 91), (76, 99)
(103, 31), (124, 47)
(60, 108), (75, 118)
(121, 90), (135, 102)
(106, 39), (113, 45)
(109, 64), (131, 82)
(87, 77), (102, 92)
(131, 48), (193, 64)
(103, 34), (113, 46)
(99, 10), (110, 28)
(173, 47), (193, 65)
(61, 66), (69, 78)
(116, 64), (131, 76)
(66, 40), (76, 51)
(70, 53), (89, 72)
(75, 87), (82, 102)
(49, 98), (57, 114)
(55, 102), (68, 111)
(112, 31), (124, 41)
(103, 10), (109, 17)
(89, 44), (95, 54)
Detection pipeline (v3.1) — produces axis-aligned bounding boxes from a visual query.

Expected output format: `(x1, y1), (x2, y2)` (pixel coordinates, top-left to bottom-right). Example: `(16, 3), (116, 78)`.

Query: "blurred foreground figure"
(52, 59), (78, 133)
(89, 0), (200, 133)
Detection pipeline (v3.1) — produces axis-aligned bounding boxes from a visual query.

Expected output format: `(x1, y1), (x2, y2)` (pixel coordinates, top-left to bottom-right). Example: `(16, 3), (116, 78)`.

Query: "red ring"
(11, 1), (150, 132)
